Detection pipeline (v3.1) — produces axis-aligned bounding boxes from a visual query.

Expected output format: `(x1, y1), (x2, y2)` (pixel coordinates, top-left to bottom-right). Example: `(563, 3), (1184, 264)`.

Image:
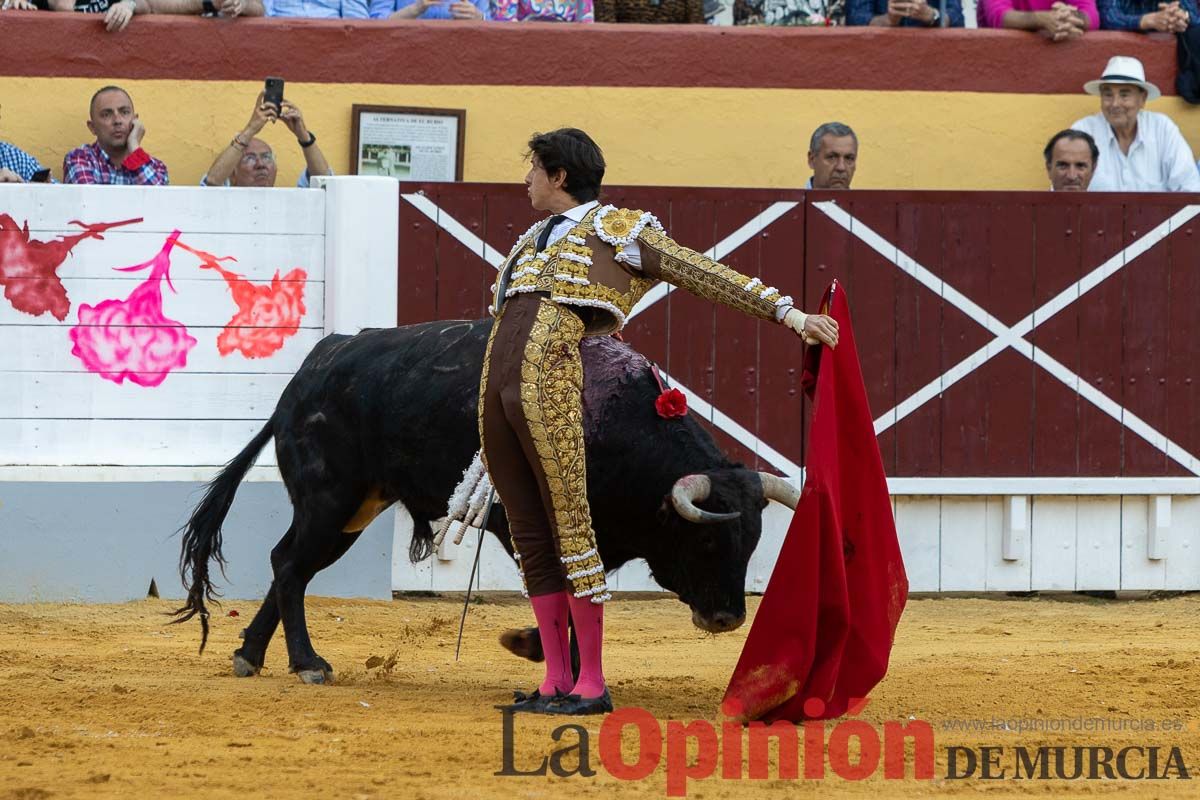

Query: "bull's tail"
(169, 419), (275, 653)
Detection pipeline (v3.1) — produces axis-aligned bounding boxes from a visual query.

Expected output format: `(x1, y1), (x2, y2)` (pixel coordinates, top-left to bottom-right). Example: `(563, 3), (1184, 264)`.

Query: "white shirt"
(1071, 111), (1200, 193)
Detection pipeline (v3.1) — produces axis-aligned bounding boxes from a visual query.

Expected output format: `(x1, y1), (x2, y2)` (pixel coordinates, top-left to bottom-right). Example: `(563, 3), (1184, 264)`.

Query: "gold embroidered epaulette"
(593, 205), (664, 247)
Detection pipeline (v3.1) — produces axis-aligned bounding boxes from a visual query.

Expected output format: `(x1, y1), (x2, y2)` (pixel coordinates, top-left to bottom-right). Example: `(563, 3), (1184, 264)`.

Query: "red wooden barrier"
(398, 184), (1200, 480)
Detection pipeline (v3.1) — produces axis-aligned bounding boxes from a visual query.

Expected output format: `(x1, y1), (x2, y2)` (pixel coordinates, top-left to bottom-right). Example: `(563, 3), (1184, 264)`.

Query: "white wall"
(0, 179), (400, 602)
(0, 179), (397, 470)
(394, 493), (1200, 594)
(0, 185), (323, 467)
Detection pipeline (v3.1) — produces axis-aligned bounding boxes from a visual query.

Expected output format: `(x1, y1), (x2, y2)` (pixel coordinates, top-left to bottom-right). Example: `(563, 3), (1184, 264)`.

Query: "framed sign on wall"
(349, 105), (466, 182)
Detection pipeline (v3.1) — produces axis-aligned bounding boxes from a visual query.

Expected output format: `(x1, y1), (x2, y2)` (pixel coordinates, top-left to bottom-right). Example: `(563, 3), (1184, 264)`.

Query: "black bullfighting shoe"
(544, 688), (614, 716)
(495, 688), (567, 714)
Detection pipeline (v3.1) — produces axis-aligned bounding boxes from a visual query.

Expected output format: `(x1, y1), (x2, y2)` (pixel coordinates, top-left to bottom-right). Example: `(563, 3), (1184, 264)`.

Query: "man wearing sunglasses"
(201, 92), (331, 188)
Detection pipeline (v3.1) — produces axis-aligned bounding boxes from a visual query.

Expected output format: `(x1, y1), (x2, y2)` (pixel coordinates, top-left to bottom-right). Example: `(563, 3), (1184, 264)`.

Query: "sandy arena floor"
(1, 592), (1198, 799)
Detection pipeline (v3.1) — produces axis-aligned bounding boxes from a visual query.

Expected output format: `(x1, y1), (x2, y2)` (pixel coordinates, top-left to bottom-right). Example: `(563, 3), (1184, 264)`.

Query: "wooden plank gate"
(395, 184), (1200, 593)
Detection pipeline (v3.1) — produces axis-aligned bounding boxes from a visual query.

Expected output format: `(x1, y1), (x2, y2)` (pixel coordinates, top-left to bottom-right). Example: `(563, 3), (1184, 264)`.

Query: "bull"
(172, 319), (799, 683)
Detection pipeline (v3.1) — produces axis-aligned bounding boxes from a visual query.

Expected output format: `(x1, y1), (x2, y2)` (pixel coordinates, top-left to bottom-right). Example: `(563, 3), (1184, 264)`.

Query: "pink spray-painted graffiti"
(0, 215), (142, 320)
(69, 230), (198, 388)
(176, 240), (308, 359)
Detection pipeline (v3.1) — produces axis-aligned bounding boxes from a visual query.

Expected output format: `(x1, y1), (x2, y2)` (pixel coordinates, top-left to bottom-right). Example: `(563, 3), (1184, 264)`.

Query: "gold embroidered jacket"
(490, 205), (793, 336)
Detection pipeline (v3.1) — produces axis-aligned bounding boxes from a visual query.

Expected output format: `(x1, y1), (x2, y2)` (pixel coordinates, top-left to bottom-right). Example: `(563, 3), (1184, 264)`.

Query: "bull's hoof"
(296, 668), (333, 685)
(499, 627), (544, 663)
(232, 652), (261, 678)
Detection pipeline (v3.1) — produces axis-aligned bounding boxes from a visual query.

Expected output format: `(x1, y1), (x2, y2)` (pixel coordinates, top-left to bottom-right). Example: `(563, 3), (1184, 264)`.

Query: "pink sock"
(566, 594), (606, 699)
(530, 591), (573, 696)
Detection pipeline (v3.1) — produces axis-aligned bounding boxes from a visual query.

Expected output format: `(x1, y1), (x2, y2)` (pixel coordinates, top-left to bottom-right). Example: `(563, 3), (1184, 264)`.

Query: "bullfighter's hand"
(784, 309), (838, 348)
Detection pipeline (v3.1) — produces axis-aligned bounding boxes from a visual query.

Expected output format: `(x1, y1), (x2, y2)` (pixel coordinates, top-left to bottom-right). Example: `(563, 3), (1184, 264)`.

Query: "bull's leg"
(233, 526), (362, 678)
(232, 583), (278, 677)
(498, 624), (581, 681)
(232, 525), (295, 677)
(272, 505), (361, 684)
(499, 627), (545, 662)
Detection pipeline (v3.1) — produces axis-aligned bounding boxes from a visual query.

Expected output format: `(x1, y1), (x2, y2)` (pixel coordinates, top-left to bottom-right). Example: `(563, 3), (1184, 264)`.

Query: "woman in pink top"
(977, 0), (1099, 39)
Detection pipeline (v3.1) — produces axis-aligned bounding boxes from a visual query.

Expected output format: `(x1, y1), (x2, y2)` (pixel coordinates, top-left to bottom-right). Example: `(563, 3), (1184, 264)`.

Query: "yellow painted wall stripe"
(4, 78), (1199, 191)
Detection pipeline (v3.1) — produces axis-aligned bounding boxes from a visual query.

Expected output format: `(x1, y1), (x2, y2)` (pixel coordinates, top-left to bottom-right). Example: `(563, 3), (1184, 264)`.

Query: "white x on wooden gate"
(813, 201), (1200, 478)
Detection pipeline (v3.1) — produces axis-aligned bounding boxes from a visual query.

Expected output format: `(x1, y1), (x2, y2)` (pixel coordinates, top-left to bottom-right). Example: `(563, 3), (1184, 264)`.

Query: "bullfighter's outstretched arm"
(634, 226), (793, 324)
(590, 205), (838, 346)
(589, 205), (791, 322)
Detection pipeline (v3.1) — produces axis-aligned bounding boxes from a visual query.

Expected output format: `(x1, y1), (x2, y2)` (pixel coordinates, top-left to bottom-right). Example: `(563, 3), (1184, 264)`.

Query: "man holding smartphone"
(64, 86), (168, 185)
(0, 140), (48, 183)
(201, 89), (332, 188)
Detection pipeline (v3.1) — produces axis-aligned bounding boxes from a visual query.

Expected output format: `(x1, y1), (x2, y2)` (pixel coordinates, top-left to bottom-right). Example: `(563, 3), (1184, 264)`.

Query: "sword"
(455, 487), (496, 662)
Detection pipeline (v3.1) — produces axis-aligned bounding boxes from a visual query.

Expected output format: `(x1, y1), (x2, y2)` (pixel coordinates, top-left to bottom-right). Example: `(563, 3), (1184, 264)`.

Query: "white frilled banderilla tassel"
(433, 450), (496, 549)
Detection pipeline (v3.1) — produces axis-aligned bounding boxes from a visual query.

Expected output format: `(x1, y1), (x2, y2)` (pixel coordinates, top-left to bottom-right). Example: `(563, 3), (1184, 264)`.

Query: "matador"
(481, 129), (839, 715)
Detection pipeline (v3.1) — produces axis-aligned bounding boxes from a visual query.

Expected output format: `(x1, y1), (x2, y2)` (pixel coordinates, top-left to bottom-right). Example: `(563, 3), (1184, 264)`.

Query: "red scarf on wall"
(723, 281), (908, 722)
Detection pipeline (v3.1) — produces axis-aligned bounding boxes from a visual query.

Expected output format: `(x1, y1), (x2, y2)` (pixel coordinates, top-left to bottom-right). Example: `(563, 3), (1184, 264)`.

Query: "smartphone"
(31, 168), (51, 183)
(264, 77), (285, 113)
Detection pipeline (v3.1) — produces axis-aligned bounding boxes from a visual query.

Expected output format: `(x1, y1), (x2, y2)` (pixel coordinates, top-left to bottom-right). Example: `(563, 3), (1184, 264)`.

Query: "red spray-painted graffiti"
(0, 215), (142, 320)
(176, 240), (307, 359)
(69, 230), (198, 388)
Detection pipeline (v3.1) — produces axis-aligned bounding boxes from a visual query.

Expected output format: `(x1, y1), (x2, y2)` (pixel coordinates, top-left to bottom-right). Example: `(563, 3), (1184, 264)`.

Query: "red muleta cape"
(723, 281), (908, 722)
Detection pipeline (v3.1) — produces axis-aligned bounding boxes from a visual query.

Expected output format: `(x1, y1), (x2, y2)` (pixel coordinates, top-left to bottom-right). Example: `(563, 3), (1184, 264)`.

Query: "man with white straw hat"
(1070, 55), (1200, 191)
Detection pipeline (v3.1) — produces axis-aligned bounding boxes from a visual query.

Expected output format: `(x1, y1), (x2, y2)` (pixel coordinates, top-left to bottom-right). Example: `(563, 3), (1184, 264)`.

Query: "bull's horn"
(670, 474), (741, 524)
(758, 472), (800, 510)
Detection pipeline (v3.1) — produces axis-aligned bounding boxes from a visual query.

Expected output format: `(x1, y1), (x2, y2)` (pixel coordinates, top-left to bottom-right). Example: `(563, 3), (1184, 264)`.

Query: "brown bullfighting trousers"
(477, 291), (607, 600)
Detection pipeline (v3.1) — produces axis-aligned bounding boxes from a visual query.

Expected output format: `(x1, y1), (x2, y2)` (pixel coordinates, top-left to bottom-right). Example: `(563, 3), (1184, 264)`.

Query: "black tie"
(535, 215), (566, 252)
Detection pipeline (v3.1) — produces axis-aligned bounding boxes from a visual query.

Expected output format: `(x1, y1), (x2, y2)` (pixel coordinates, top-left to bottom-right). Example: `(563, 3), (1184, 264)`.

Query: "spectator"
(1070, 56), (1200, 191)
(266, 0), (366, 16)
(1044, 129), (1098, 191)
(371, 0), (488, 18)
(64, 86), (168, 186)
(734, 0), (844, 25)
(146, 0), (264, 15)
(2, 0), (263, 30)
(1098, 0), (1195, 31)
(491, 0), (592, 19)
(847, 0), (964, 26)
(0, 139), (47, 183)
(807, 122), (857, 189)
(202, 93), (332, 187)
(595, 0), (701, 21)
(976, 0), (1097, 40)
(3, 0), (145, 32)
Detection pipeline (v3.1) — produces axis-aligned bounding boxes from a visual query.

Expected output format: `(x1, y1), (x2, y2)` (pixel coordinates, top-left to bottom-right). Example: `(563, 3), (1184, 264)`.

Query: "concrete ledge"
(0, 481), (392, 603)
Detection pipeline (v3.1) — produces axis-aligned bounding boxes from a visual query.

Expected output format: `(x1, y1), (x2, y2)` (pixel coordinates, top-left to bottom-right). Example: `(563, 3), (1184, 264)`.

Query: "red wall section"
(0, 14), (1180, 95)
(399, 184), (1200, 479)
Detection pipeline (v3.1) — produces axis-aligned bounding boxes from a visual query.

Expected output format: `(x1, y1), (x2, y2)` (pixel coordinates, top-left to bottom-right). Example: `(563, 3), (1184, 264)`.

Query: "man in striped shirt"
(63, 86), (168, 186)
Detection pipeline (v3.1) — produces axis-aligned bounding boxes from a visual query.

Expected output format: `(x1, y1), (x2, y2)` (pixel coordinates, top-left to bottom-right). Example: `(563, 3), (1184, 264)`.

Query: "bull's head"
(645, 469), (799, 634)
